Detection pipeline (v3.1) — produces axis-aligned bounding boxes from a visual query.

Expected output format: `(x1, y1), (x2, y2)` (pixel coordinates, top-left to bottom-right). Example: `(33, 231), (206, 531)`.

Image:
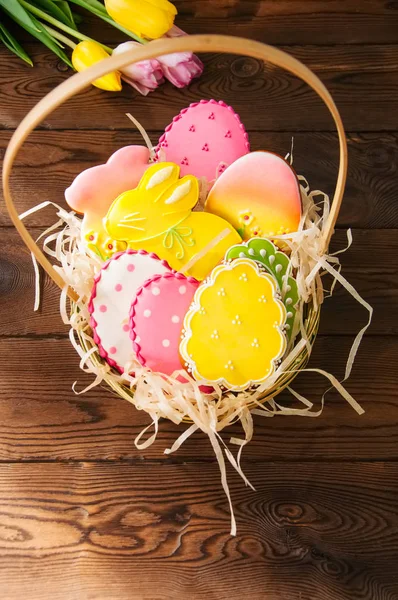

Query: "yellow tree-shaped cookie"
(180, 259), (287, 391)
(104, 163), (241, 280)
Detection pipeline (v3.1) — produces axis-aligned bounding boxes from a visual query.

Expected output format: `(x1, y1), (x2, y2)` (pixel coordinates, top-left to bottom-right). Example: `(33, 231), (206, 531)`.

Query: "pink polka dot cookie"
(89, 249), (172, 373)
(130, 272), (199, 375)
(156, 99), (250, 183)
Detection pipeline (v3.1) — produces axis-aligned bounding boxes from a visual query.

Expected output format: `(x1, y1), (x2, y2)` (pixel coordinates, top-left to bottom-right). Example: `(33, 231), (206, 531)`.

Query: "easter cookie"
(130, 272), (199, 375)
(89, 249), (171, 373)
(156, 99), (250, 182)
(65, 146), (150, 260)
(205, 151), (302, 240)
(226, 238), (299, 338)
(180, 258), (287, 391)
(104, 162), (241, 281)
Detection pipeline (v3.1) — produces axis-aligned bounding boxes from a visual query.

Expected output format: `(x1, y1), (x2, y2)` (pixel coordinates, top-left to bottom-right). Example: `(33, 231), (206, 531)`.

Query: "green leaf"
(0, 0), (40, 32)
(72, 0), (108, 15)
(34, 0), (76, 29)
(54, 0), (78, 29)
(28, 13), (73, 65)
(5, 4), (73, 67)
(0, 21), (33, 65)
(71, 11), (83, 24)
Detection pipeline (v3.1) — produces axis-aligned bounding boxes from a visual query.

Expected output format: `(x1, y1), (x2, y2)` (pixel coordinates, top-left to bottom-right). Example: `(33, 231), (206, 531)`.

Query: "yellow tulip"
(72, 41), (122, 92)
(105, 0), (177, 40)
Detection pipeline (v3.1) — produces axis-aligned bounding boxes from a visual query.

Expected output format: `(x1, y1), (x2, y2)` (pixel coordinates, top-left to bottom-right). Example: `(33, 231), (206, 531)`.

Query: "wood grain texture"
(1, 5), (398, 598)
(0, 462), (397, 600)
(12, 0), (398, 45)
(1, 130), (397, 229)
(0, 334), (396, 462)
(1, 44), (398, 131)
(0, 227), (395, 337)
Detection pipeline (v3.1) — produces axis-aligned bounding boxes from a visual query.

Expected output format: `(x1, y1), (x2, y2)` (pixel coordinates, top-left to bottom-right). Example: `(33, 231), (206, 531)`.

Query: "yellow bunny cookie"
(104, 163), (241, 280)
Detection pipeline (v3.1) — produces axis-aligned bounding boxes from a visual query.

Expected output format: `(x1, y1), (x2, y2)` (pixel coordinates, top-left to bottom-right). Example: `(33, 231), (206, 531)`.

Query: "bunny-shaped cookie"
(104, 162), (241, 280)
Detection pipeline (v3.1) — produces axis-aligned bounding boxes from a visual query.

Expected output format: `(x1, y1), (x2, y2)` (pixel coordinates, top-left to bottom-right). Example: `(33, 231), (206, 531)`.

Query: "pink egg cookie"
(205, 151), (302, 240)
(130, 272), (199, 375)
(89, 249), (172, 373)
(156, 99), (250, 183)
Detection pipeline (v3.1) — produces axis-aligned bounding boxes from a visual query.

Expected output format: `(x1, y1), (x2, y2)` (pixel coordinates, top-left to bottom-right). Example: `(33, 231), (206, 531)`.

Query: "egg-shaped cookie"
(130, 272), (199, 375)
(180, 258), (287, 391)
(205, 151), (302, 240)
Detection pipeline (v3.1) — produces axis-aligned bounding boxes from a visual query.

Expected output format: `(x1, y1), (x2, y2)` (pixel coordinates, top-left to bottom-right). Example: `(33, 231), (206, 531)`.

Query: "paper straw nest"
(27, 166), (371, 535)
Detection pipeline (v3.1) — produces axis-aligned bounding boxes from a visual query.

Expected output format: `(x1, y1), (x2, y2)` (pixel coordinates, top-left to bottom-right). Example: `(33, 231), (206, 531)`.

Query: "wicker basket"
(2, 34), (347, 416)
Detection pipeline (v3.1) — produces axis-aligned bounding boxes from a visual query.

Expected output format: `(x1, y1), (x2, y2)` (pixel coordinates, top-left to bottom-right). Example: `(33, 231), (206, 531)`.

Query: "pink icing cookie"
(89, 249), (172, 373)
(65, 146), (150, 258)
(156, 99), (250, 183)
(130, 272), (199, 375)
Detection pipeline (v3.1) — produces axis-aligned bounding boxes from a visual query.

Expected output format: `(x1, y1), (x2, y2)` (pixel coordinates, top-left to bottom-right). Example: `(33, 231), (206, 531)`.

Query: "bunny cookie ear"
(137, 162), (180, 201)
(158, 174), (199, 214)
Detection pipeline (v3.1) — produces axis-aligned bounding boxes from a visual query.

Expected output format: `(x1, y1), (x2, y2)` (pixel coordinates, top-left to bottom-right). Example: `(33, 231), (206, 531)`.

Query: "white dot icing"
(143, 309), (152, 318)
(171, 315), (180, 323)
(152, 286), (161, 296)
(162, 339), (170, 347)
(179, 285), (187, 295)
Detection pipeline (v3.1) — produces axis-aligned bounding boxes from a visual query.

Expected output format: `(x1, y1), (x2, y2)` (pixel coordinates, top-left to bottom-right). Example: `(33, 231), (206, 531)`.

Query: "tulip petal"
(113, 41), (165, 95)
(105, 0), (175, 39)
(72, 41), (122, 92)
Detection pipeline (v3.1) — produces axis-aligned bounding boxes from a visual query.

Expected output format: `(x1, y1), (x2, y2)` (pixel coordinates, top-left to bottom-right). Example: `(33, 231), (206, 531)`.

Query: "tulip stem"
(41, 24), (77, 50)
(18, 0), (114, 53)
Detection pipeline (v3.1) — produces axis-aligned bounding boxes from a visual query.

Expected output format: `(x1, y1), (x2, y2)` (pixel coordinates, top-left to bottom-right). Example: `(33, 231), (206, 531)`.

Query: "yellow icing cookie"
(180, 258), (287, 391)
(104, 163), (241, 281)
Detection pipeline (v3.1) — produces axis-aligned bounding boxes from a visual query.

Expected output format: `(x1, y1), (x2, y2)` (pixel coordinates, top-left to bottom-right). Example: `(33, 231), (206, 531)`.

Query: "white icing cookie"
(89, 249), (171, 373)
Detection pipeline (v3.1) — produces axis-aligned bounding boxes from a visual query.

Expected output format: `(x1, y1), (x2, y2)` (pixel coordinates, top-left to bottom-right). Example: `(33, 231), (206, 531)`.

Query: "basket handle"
(2, 35), (347, 301)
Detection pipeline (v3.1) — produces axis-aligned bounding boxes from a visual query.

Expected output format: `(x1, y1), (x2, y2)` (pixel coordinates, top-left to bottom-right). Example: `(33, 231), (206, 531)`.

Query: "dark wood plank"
(1, 44), (397, 131)
(1, 130), (397, 229)
(12, 0), (398, 45)
(0, 462), (396, 600)
(0, 335), (396, 461)
(0, 227), (394, 337)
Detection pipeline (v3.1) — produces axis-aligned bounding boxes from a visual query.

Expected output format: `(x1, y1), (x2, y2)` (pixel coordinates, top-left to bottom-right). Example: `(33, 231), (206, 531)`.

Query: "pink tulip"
(113, 42), (164, 96)
(157, 26), (204, 88)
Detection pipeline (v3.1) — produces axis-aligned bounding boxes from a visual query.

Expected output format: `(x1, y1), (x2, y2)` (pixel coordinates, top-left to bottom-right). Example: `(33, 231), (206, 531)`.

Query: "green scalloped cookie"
(226, 238), (299, 338)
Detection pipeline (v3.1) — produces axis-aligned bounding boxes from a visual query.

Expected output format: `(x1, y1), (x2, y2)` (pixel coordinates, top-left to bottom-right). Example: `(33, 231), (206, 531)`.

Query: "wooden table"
(1, 2), (398, 599)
